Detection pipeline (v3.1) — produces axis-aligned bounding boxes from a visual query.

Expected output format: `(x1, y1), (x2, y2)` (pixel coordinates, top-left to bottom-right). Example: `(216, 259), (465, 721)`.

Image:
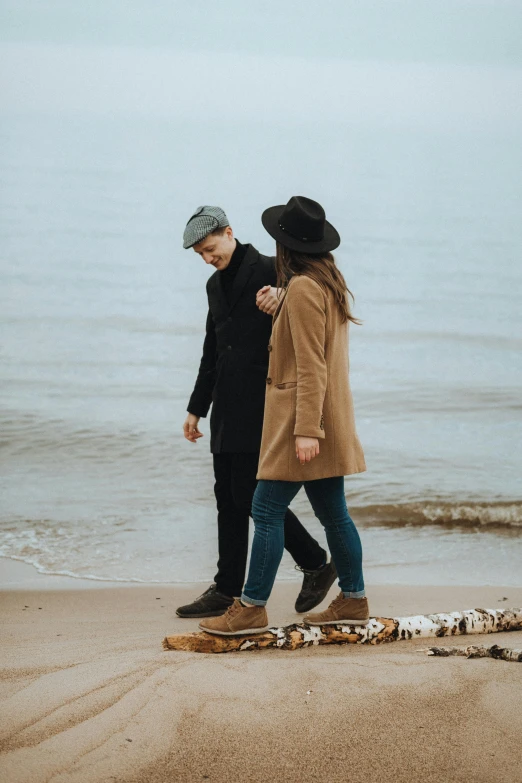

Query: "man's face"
(193, 227), (235, 271)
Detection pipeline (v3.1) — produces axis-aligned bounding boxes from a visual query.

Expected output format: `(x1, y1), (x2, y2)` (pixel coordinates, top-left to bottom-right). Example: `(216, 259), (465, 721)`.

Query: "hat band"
(278, 221), (322, 243)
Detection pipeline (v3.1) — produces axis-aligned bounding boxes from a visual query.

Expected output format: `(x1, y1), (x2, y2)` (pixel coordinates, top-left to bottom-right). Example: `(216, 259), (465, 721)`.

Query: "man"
(177, 205), (337, 618)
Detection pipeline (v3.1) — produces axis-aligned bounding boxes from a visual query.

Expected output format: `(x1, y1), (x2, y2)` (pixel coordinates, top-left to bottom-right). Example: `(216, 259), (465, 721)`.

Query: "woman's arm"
(286, 276), (327, 441)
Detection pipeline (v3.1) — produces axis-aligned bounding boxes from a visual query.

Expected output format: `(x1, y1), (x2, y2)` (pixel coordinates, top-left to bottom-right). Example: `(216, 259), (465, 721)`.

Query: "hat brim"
(261, 205), (341, 253)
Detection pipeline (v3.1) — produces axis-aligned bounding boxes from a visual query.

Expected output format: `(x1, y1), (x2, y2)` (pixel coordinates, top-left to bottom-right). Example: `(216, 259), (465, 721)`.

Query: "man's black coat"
(187, 243), (276, 454)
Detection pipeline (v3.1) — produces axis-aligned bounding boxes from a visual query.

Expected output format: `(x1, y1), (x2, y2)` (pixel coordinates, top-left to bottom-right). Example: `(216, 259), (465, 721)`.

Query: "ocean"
(1, 28), (522, 587)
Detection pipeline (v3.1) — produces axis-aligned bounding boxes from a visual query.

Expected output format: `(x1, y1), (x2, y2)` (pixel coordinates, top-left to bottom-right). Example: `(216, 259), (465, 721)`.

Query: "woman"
(200, 196), (368, 636)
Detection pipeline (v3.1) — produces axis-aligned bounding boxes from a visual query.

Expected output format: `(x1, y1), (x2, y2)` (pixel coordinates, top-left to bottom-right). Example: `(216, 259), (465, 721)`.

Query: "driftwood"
(418, 644), (522, 662)
(163, 607), (522, 654)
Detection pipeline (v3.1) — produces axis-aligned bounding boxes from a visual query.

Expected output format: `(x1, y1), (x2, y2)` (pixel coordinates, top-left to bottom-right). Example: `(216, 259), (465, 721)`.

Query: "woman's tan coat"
(257, 275), (366, 482)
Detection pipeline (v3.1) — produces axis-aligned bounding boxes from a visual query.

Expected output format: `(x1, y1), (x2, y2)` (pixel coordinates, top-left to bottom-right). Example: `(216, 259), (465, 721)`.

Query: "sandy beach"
(0, 560), (521, 783)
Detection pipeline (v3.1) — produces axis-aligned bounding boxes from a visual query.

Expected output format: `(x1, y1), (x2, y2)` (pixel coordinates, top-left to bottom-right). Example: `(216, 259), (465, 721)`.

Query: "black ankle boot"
(294, 560), (338, 613)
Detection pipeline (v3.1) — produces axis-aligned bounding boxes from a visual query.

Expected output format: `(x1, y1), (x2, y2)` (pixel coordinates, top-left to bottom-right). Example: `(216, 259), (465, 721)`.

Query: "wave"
(1, 500), (521, 586)
(355, 501), (522, 530)
(0, 413), (169, 462)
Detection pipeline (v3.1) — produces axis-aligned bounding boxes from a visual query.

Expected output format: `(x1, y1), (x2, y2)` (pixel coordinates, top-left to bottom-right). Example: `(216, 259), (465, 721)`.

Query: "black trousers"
(213, 452), (326, 597)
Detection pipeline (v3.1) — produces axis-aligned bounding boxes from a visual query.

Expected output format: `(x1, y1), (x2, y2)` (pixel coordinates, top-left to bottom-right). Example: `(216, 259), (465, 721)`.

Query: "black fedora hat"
(261, 196), (340, 253)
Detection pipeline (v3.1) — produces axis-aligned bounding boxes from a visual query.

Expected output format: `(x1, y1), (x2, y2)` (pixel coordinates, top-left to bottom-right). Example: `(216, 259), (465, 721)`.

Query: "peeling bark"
(419, 644), (522, 662)
(163, 607), (522, 653)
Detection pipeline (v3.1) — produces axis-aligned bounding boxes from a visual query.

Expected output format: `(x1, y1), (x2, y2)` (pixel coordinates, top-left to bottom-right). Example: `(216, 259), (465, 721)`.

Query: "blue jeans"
(242, 477), (365, 606)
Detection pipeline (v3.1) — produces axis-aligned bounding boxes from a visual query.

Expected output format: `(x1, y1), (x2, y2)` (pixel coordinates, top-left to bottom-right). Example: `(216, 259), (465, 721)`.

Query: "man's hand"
(256, 285), (279, 315)
(296, 436), (320, 465)
(183, 413), (203, 443)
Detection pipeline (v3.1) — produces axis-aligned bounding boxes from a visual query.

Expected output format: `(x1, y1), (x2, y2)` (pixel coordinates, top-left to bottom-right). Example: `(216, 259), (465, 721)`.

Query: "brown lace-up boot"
(304, 592), (369, 626)
(199, 599), (269, 636)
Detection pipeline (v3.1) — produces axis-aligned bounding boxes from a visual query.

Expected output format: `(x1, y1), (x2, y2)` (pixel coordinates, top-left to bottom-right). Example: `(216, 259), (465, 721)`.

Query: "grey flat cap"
(183, 205), (229, 249)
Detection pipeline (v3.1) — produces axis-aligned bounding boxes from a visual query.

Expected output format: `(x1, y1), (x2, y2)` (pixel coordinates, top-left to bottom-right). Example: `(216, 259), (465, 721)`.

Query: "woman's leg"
(303, 477), (365, 597)
(242, 479), (302, 606)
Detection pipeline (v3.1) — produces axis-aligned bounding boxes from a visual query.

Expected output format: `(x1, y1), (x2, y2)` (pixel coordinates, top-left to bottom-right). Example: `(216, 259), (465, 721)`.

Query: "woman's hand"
(295, 436), (320, 465)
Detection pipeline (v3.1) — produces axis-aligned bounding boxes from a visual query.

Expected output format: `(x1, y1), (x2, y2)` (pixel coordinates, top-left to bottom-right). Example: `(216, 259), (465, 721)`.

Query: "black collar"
(220, 239), (247, 281)
(210, 243), (259, 318)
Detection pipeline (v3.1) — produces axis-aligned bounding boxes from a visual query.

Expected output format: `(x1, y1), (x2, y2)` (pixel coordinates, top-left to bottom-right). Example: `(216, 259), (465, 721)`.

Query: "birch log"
(163, 607), (522, 653)
(419, 644), (522, 662)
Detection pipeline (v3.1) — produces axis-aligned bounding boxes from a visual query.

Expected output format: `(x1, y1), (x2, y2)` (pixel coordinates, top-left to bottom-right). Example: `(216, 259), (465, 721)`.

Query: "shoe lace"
(330, 592), (346, 610)
(295, 565), (314, 575)
(197, 584), (217, 600)
(224, 599), (242, 618)
(294, 563), (324, 590)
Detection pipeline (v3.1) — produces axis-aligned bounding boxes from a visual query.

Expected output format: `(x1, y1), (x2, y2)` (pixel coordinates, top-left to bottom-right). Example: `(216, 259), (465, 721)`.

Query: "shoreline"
(3, 554), (522, 592)
(0, 556), (192, 591)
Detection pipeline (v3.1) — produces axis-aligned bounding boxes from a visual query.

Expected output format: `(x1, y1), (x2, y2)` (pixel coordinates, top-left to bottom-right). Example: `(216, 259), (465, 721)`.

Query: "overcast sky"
(1, 1), (521, 129)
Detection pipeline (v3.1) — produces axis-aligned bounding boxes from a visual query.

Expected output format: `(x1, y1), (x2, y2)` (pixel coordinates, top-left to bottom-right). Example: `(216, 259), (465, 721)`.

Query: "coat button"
(266, 377), (272, 384)
(227, 317), (232, 322)
(267, 344), (273, 352)
(227, 345), (232, 350)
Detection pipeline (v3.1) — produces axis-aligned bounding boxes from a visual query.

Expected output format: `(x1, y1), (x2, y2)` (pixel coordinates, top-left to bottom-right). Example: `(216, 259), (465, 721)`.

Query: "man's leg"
(176, 453), (248, 618)
(283, 507), (326, 571)
(213, 453), (250, 597)
(283, 505), (338, 613)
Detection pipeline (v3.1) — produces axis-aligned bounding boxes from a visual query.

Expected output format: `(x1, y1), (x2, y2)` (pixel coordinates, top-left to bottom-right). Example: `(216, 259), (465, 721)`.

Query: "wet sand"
(0, 565), (521, 783)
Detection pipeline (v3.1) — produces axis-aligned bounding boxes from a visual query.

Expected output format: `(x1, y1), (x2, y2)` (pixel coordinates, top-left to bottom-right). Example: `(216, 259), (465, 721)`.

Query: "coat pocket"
(263, 382), (297, 455)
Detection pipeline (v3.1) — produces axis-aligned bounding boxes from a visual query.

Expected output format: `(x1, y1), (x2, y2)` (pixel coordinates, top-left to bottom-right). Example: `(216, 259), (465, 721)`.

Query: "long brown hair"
(275, 243), (361, 325)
